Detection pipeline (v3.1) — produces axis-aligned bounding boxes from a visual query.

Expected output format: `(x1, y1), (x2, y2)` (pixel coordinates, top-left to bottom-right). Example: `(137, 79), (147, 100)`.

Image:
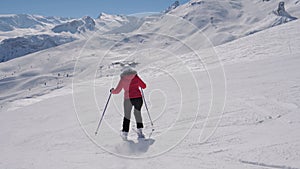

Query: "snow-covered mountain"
(96, 12), (141, 33)
(0, 10), (300, 169)
(0, 34), (76, 62)
(164, 0), (180, 13)
(0, 13), (142, 62)
(52, 16), (96, 34)
(0, 14), (70, 32)
(1, 0), (299, 63)
(151, 0), (300, 46)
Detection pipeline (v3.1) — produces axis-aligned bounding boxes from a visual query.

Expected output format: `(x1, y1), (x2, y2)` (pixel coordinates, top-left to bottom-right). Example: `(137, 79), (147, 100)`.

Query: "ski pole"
(141, 88), (154, 131)
(95, 91), (112, 135)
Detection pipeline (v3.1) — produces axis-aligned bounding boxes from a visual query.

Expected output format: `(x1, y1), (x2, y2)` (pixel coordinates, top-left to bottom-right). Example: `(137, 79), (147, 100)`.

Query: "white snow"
(0, 1), (300, 169)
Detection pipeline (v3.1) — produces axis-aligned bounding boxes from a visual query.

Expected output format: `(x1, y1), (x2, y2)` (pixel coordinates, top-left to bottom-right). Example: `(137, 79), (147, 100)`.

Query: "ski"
(132, 127), (154, 140)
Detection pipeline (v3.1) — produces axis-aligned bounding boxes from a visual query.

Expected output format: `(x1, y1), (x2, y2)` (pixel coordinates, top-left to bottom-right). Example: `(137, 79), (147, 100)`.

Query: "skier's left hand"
(110, 88), (114, 93)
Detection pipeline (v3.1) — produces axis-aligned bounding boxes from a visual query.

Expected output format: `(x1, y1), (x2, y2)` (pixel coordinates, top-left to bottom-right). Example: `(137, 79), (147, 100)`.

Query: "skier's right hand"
(110, 88), (114, 93)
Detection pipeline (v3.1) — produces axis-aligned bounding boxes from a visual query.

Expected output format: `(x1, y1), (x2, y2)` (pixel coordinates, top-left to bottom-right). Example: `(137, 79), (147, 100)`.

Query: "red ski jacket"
(111, 74), (146, 99)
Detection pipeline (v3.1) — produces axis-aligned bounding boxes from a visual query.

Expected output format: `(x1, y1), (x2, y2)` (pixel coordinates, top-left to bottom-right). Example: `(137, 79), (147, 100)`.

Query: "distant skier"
(110, 67), (146, 140)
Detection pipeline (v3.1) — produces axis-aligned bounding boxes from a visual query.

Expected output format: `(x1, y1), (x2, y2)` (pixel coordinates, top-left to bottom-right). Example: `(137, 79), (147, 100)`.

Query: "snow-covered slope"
(146, 0), (300, 46)
(0, 17), (299, 169)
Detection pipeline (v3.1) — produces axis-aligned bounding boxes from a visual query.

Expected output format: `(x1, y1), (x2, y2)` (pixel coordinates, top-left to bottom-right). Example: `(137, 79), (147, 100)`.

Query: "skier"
(110, 67), (146, 140)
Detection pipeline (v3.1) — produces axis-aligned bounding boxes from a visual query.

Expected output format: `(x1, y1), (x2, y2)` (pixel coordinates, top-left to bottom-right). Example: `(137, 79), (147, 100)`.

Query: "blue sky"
(0, 0), (190, 18)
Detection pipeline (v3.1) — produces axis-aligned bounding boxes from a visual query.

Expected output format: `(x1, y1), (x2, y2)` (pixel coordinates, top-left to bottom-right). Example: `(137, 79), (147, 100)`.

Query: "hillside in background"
(0, 0), (299, 62)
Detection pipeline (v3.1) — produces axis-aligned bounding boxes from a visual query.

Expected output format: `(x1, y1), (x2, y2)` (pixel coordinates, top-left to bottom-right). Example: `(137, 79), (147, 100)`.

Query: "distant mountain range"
(0, 0), (299, 62)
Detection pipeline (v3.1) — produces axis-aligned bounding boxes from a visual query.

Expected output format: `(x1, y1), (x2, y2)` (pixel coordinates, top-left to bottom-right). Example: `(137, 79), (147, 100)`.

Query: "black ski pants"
(122, 97), (144, 132)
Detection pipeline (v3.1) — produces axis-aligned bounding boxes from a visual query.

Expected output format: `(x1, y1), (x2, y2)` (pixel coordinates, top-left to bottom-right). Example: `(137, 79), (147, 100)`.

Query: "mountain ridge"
(0, 0), (299, 63)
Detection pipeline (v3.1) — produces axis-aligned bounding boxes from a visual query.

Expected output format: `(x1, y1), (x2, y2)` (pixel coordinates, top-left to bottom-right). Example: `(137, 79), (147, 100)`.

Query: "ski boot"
(136, 128), (145, 139)
(120, 131), (128, 141)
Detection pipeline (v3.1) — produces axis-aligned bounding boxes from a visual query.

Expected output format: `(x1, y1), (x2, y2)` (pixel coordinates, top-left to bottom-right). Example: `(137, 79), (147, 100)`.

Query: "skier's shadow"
(115, 138), (155, 155)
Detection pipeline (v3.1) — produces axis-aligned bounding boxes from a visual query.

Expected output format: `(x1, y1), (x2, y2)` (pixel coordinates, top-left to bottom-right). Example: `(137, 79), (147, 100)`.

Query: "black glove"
(110, 88), (114, 93)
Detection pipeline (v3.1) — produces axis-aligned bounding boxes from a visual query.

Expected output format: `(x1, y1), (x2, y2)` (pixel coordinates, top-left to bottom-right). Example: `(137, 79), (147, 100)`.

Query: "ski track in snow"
(239, 159), (300, 169)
